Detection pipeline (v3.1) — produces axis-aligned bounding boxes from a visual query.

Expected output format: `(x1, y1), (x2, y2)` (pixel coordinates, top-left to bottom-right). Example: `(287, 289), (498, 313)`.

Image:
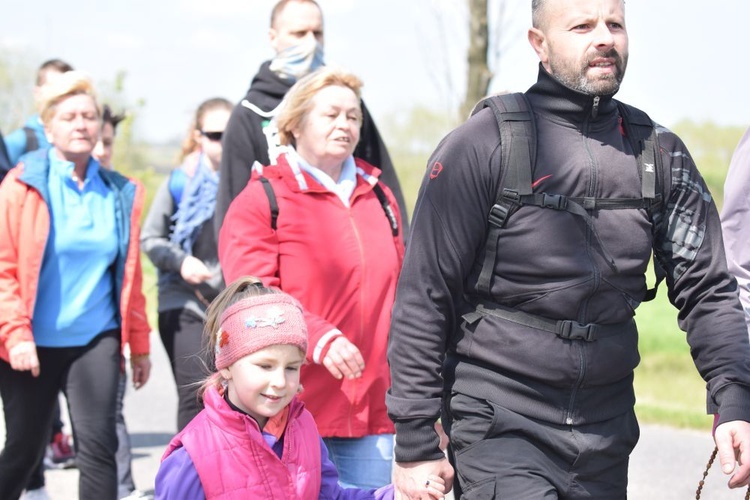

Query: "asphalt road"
(0, 331), (744, 499)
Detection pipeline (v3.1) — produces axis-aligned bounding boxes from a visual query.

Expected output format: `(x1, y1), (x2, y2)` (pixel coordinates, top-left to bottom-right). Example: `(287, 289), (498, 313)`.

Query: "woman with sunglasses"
(141, 97), (231, 431)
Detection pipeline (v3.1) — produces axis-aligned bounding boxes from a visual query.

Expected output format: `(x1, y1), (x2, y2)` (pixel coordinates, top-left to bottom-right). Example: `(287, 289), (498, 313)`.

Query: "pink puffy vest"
(163, 387), (322, 499)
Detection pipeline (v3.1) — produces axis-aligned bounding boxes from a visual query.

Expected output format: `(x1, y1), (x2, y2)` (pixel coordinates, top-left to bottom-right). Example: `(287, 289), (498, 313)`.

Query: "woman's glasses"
(200, 130), (223, 141)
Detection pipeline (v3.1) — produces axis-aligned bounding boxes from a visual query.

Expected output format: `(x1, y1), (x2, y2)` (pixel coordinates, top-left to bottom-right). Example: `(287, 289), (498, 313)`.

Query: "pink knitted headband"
(215, 293), (308, 370)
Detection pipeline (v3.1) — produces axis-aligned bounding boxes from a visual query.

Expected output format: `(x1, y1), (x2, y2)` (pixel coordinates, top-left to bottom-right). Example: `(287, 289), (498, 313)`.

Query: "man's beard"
(550, 49), (628, 95)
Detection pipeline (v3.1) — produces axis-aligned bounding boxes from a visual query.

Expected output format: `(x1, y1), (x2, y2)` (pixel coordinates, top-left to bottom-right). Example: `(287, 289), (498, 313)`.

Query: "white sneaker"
(21, 488), (52, 500)
(120, 490), (153, 500)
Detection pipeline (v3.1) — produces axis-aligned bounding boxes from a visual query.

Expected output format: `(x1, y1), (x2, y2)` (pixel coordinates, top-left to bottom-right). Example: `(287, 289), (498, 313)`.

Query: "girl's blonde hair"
(276, 67), (363, 147)
(199, 276), (282, 397)
(179, 97), (233, 162)
(38, 71), (100, 125)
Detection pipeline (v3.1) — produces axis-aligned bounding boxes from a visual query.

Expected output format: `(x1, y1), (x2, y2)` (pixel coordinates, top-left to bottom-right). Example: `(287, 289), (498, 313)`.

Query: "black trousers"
(159, 308), (210, 431)
(0, 330), (120, 500)
(445, 393), (640, 499)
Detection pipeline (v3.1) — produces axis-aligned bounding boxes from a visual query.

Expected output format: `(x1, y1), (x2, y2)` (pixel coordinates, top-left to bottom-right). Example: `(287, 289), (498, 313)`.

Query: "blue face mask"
(269, 38), (325, 82)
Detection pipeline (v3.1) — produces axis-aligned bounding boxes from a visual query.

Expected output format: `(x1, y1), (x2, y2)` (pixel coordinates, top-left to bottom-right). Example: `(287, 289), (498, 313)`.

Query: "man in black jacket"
(387, 0), (750, 497)
(214, 0), (407, 235)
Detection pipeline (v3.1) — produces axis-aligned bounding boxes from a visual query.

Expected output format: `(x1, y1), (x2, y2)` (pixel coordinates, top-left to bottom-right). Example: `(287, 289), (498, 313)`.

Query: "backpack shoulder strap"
(372, 182), (399, 238)
(259, 176), (279, 230)
(617, 102), (666, 302)
(23, 126), (39, 154)
(475, 92), (536, 296)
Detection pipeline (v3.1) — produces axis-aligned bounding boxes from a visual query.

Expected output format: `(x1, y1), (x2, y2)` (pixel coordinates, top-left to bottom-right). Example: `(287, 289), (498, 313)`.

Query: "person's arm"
(140, 178), (188, 273)
(214, 104), (259, 238)
(721, 127), (750, 335)
(387, 111), (501, 495)
(155, 447), (205, 500)
(655, 129), (750, 487)
(0, 168), (36, 358)
(654, 129), (750, 422)
(318, 437), (396, 500)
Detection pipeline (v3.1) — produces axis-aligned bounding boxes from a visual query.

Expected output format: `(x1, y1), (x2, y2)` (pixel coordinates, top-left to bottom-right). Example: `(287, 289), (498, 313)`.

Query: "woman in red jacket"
(218, 67), (404, 489)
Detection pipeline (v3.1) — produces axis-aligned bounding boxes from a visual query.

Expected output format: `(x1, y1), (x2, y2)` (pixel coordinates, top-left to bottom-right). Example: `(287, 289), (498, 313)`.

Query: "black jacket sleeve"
(655, 129), (750, 424)
(386, 110), (501, 462)
(214, 103), (261, 239)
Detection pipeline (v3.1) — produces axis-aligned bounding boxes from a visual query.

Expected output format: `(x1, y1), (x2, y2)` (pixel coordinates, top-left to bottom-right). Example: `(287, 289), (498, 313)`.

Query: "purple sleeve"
(318, 438), (394, 500)
(155, 447), (206, 500)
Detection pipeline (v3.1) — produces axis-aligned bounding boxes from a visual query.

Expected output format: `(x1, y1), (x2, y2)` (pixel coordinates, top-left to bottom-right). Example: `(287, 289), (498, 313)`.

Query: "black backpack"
(472, 92), (666, 302)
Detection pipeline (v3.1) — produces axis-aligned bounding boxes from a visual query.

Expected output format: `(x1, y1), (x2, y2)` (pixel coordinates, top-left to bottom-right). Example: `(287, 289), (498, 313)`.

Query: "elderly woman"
(218, 67), (404, 489)
(0, 71), (151, 500)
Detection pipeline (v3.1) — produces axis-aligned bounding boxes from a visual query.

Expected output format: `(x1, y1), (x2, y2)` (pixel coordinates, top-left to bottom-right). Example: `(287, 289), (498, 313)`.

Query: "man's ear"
(528, 27), (549, 66)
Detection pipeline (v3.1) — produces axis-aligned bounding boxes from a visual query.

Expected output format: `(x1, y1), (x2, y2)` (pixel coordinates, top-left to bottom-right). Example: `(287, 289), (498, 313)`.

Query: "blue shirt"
(32, 149), (119, 347)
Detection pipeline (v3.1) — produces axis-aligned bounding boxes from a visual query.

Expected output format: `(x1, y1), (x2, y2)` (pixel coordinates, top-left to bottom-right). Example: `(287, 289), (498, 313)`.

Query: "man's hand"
(322, 336), (365, 380)
(714, 420), (750, 488)
(394, 458), (454, 500)
(9, 341), (40, 377)
(180, 255), (212, 284)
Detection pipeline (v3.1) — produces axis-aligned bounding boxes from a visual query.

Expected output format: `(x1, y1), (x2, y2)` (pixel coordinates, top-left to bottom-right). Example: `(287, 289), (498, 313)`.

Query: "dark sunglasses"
(200, 130), (223, 141)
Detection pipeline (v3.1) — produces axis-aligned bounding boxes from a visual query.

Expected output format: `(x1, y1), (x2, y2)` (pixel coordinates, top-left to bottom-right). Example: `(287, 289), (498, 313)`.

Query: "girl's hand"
(426, 474), (447, 499)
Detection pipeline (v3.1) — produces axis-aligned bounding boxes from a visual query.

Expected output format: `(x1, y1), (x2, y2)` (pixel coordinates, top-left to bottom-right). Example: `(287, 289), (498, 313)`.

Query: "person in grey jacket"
(722, 127), (750, 335)
(141, 97), (231, 431)
(387, 0), (750, 497)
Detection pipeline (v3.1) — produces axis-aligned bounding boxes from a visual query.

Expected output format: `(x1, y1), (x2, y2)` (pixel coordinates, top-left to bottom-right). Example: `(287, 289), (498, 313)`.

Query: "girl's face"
(220, 344), (304, 428)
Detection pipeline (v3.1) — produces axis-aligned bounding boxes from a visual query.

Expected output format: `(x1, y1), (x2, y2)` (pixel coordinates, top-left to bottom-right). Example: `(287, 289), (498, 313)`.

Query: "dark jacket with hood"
(215, 61), (408, 234)
(386, 65), (750, 463)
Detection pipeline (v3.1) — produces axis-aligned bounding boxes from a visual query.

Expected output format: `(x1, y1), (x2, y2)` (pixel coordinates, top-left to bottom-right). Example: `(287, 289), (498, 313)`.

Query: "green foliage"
(670, 120), (746, 210)
(381, 105), (459, 216)
(0, 47), (35, 131)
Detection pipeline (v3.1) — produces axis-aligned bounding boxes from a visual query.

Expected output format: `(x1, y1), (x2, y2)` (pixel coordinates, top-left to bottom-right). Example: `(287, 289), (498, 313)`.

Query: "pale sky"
(1, 0), (748, 143)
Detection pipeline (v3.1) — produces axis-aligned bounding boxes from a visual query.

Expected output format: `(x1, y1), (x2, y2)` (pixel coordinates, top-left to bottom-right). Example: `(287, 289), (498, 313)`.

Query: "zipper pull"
(591, 96), (600, 119)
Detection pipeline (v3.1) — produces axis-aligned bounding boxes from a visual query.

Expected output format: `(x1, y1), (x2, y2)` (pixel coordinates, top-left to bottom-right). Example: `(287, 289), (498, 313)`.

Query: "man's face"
(529, 0), (628, 95)
(269, 1), (324, 54)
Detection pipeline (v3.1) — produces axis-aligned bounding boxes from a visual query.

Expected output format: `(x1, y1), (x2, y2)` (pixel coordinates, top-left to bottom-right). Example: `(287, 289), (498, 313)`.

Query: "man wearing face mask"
(214, 0), (407, 235)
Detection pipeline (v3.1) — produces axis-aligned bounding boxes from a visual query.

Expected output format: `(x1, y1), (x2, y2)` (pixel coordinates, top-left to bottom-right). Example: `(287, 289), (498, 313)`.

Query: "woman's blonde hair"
(38, 71), (100, 124)
(276, 67), (363, 147)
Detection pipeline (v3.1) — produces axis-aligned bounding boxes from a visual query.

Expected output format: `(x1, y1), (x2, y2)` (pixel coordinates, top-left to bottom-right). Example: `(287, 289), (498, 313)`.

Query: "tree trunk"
(461, 0), (492, 119)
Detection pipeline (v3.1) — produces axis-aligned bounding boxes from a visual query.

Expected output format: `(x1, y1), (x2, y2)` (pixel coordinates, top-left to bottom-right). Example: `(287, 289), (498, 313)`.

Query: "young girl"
(155, 276), (447, 499)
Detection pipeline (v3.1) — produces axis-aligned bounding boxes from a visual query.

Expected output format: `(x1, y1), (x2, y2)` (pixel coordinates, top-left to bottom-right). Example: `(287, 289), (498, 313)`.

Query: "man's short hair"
(531, 0), (546, 29)
(36, 58), (74, 86)
(270, 0), (322, 28)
